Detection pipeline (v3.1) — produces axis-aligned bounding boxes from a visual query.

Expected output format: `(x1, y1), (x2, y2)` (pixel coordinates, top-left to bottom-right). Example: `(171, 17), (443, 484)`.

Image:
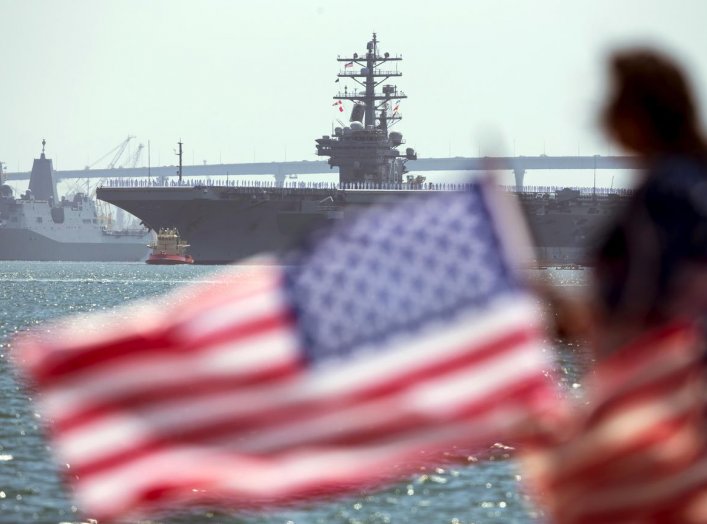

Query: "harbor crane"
(85, 136), (136, 169)
(122, 143), (144, 168)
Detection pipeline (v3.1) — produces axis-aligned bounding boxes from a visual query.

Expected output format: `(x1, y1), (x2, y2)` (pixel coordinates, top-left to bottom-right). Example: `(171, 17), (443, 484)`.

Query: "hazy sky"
(2, 0), (707, 176)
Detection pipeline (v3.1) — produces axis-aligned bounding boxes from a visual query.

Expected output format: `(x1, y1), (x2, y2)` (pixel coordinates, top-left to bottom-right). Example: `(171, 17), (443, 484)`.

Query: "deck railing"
(99, 178), (631, 197)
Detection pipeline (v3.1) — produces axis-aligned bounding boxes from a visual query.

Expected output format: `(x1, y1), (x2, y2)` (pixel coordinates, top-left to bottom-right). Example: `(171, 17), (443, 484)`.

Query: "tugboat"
(146, 228), (194, 265)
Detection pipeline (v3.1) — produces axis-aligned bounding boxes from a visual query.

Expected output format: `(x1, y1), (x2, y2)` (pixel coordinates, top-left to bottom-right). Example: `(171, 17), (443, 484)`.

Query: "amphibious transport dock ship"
(97, 34), (628, 265)
(0, 141), (152, 261)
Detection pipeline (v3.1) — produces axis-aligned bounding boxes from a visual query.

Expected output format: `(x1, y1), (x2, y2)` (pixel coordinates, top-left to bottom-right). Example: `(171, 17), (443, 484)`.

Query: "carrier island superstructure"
(96, 34), (628, 265)
(316, 33), (417, 185)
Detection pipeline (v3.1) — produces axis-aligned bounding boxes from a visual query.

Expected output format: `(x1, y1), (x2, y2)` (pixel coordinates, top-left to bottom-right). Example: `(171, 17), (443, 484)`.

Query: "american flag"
(522, 323), (707, 523)
(15, 181), (557, 521)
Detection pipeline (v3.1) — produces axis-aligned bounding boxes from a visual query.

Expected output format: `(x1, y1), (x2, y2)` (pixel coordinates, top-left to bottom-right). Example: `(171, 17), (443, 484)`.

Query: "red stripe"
(78, 450), (423, 522)
(173, 282), (283, 334)
(18, 272), (276, 375)
(68, 333), (544, 478)
(526, 324), (706, 524)
(71, 379), (546, 518)
(564, 472), (707, 524)
(34, 312), (293, 383)
(55, 361), (301, 433)
(178, 308), (294, 349)
(56, 326), (536, 435)
(591, 324), (696, 391)
(586, 363), (696, 425)
(545, 372), (700, 488)
(173, 269), (279, 318)
(285, 375), (549, 449)
(608, 322), (693, 361)
(547, 411), (697, 489)
(592, 352), (697, 408)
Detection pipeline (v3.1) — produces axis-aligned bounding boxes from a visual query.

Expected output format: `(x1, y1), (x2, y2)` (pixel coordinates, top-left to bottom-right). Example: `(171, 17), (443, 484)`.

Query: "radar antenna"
(316, 34), (417, 185)
(334, 32), (406, 133)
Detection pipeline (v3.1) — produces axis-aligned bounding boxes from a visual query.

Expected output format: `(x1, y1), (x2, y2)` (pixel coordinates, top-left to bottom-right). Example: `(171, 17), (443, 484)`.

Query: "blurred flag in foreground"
(15, 181), (558, 521)
(522, 323), (707, 523)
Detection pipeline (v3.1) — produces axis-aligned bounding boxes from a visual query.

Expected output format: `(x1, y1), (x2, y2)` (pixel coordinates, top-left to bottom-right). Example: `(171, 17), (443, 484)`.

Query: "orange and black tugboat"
(146, 228), (194, 265)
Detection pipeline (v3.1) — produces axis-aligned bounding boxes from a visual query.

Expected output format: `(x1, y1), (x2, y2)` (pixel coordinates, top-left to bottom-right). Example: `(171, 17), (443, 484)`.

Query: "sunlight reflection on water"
(0, 262), (590, 523)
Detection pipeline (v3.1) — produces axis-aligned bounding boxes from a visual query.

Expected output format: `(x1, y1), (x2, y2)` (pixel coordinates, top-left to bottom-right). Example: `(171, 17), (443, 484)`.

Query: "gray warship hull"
(96, 185), (626, 265)
(0, 227), (150, 262)
(96, 34), (628, 265)
(0, 143), (152, 262)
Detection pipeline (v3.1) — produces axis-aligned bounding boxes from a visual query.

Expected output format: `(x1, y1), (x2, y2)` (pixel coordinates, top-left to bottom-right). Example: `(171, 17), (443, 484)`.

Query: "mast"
(176, 140), (183, 184)
(317, 34), (416, 185)
(334, 33), (406, 132)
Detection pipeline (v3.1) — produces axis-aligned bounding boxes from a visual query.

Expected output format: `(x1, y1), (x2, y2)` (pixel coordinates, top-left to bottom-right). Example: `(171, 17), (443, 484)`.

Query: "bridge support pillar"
(513, 168), (525, 191)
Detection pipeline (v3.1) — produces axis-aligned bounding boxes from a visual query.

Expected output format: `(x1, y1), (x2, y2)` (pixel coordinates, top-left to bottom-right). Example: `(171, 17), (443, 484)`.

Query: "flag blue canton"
(285, 184), (519, 364)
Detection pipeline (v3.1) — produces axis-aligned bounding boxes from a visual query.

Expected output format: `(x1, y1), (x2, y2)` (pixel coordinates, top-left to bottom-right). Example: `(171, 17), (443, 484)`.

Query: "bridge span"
(4, 155), (639, 189)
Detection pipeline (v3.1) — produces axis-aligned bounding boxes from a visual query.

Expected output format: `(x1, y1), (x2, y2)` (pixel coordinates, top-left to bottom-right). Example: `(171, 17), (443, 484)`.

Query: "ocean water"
(0, 262), (591, 524)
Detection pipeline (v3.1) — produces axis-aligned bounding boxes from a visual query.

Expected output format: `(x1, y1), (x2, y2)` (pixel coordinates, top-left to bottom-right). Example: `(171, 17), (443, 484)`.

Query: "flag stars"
(434, 235), (451, 252)
(317, 289), (337, 310)
(376, 288), (391, 304)
(410, 275), (425, 291)
(433, 285), (448, 301)
(287, 190), (516, 362)
(445, 262), (461, 281)
(354, 278), (369, 295)
(456, 244), (472, 259)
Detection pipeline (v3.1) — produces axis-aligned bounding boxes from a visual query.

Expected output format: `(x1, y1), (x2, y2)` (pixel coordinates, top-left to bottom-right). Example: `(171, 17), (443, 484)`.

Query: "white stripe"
(594, 387), (697, 453)
(299, 296), (542, 397)
(407, 340), (547, 413)
(235, 341), (546, 452)
(22, 264), (278, 370)
(42, 326), (299, 421)
(74, 405), (531, 518)
(177, 282), (287, 341)
(56, 337), (543, 467)
(568, 455), (707, 520)
(589, 346), (695, 406)
(170, 264), (279, 312)
(33, 300), (166, 356)
(48, 294), (539, 424)
(59, 413), (151, 466)
(53, 295), (544, 470)
(529, 382), (699, 480)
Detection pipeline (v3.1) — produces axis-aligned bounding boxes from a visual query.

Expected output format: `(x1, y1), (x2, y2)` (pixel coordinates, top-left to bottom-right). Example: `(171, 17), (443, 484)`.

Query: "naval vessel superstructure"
(97, 34), (628, 265)
(0, 141), (152, 261)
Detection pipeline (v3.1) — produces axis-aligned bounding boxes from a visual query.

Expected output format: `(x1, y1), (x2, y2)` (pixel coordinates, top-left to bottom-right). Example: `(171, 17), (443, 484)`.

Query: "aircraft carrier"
(97, 34), (630, 265)
(0, 141), (152, 261)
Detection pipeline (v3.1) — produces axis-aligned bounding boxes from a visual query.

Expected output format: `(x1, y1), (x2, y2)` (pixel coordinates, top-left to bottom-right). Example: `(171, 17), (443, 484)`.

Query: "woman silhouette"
(591, 48), (707, 355)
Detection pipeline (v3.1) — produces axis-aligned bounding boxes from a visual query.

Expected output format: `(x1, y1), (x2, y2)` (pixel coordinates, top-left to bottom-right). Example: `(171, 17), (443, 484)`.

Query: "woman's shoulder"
(643, 154), (707, 209)
(649, 154), (707, 187)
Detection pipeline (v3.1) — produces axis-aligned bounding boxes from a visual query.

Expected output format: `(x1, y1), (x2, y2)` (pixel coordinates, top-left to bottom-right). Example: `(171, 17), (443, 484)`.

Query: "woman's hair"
(603, 48), (706, 155)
